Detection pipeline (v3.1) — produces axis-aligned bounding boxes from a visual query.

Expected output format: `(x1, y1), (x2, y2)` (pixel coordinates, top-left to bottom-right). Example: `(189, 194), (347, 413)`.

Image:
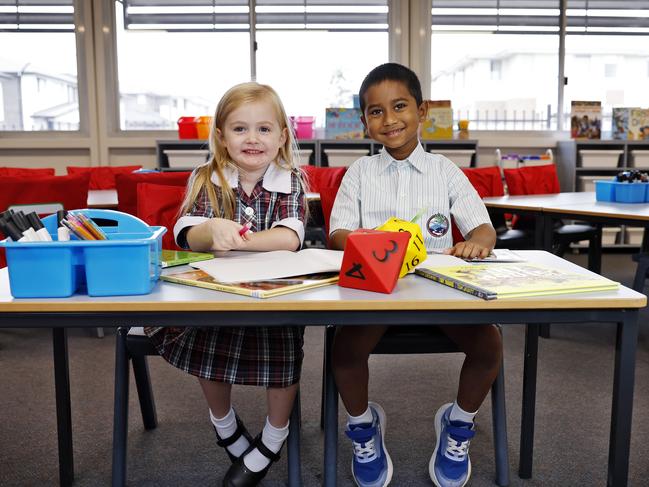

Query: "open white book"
(191, 248), (344, 283)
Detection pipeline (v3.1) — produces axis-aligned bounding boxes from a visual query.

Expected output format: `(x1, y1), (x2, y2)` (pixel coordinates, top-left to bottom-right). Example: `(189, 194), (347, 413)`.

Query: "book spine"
(416, 269), (494, 300)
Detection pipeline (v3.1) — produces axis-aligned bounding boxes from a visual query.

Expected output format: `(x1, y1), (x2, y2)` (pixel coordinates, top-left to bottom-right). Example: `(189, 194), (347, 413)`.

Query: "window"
(431, 1), (560, 130)
(115, 0), (251, 130)
(254, 1), (389, 127)
(0, 0), (79, 131)
(564, 0), (649, 133)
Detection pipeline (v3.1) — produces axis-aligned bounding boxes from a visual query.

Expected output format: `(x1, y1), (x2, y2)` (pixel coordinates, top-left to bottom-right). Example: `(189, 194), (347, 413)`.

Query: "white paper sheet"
(191, 249), (344, 283)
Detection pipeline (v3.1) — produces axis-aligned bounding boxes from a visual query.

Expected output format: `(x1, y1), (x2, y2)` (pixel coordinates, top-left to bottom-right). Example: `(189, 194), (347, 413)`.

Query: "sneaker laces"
(444, 425), (474, 462)
(352, 437), (378, 461)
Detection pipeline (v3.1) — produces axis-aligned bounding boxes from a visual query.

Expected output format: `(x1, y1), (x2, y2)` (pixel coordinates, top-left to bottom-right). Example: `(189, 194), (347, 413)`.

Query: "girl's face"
(217, 100), (287, 174)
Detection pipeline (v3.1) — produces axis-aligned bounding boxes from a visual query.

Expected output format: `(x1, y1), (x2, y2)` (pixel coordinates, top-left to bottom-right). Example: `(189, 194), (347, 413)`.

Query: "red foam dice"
(338, 229), (410, 294)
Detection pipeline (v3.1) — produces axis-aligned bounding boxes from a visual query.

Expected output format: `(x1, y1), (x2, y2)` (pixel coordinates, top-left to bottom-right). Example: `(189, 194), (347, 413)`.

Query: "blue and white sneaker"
(344, 401), (393, 487)
(429, 403), (475, 487)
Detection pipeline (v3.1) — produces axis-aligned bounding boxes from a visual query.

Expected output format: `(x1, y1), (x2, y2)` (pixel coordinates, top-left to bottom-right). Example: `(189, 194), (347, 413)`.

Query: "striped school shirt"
(329, 142), (491, 251)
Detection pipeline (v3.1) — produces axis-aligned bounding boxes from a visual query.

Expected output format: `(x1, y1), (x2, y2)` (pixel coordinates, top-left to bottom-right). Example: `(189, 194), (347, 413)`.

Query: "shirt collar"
(378, 142), (426, 174)
(210, 162), (292, 194)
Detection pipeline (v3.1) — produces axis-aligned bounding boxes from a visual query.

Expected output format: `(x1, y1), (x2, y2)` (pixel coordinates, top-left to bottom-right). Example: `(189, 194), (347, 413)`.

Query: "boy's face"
(361, 80), (425, 161)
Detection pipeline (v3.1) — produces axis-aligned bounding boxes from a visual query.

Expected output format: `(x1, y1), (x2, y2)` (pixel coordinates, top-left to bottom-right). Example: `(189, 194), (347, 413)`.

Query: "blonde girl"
(146, 82), (307, 487)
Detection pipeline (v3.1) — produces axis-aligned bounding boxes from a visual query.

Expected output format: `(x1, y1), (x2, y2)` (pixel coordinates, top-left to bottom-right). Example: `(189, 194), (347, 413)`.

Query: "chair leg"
(490, 359), (510, 487)
(287, 389), (302, 487)
(112, 328), (130, 487)
(632, 255), (649, 293)
(96, 327), (105, 338)
(131, 355), (158, 430)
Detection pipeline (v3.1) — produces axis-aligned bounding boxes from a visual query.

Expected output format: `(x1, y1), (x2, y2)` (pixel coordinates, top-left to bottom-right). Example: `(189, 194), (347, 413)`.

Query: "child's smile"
(361, 79), (425, 160)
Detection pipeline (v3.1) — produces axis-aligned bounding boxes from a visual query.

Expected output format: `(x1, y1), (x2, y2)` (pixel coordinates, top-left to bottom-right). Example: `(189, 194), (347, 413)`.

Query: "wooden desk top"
(0, 251), (644, 313)
(483, 192), (649, 222)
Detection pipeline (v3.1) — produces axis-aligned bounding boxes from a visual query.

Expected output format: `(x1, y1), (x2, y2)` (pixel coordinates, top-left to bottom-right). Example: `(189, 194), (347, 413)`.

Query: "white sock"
(243, 417), (289, 472)
(210, 408), (250, 458)
(449, 401), (477, 424)
(347, 406), (374, 426)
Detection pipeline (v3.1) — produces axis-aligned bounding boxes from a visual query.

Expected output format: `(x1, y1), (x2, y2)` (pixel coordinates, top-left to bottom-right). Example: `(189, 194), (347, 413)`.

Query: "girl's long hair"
(180, 82), (305, 220)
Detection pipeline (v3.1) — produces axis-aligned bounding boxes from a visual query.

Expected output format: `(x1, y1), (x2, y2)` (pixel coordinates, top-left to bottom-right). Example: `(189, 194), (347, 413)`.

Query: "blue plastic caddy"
(0, 209), (166, 298)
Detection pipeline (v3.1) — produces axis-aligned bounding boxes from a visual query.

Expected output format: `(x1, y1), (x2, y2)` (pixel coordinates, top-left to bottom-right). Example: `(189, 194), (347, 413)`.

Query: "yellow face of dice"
(376, 217), (428, 277)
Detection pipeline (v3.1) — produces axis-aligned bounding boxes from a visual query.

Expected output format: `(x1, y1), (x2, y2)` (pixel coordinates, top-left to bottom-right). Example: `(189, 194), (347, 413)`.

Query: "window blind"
(121, 0), (388, 32)
(432, 0), (649, 35)
(0, 0), (74, 32)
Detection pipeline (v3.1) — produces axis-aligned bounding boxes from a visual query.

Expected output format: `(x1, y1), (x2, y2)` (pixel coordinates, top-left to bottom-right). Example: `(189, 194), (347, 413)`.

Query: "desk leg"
(287, 391), (302, 487)
(323, 326), (338, 487)
(608, 312), (638, 487)
(52, 328), (74, 487)
(519, 323), (539, 479)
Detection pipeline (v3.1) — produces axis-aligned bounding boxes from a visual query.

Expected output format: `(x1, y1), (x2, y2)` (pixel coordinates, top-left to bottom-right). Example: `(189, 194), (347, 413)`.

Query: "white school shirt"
(174, 162), (305, 246)
(328, 142), (491, 251)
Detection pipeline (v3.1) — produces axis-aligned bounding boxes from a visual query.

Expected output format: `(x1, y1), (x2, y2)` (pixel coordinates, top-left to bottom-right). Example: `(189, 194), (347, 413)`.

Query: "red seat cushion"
(115, 172), (191, 216)
(319, 186), (341, 240)
(300, 165), (347, 193)
(67, 165), (142, 190)
(136, 183), (186, 251)
(0, 167), (55, 178)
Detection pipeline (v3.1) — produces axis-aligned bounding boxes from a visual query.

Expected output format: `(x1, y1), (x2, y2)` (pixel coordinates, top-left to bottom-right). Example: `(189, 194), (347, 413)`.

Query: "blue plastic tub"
(594, 180), (648, 203)
(0, 209), (165, 298)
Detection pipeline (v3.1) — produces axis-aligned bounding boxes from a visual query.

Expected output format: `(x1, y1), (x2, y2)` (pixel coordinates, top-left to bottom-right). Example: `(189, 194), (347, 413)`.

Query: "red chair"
(136, 183), (186, 251)
(503, 164), (601, 270)
(67, 165), (142, 190)
(115, 172), (191, 216)
(461, 166), (533, 249)
(0, 167), (55, 177)
(300, 166), (347, 247)
(0, 173), (91, 268)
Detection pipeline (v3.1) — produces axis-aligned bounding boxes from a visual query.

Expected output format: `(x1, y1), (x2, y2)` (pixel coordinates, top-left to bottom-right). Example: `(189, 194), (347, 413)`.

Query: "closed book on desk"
(162, 269), (339, 298)
(161, 250), (214, 268)
(415, 262), (618, 300)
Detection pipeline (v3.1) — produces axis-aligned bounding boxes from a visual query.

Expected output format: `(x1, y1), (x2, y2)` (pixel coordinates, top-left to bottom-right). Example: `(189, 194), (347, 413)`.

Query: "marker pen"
(238, 222), (252, 237)
(11, 211), (38, 242)
(26, 212), (53, 241)
(57, 210), (70, 242)
(1, 219), (29, 242)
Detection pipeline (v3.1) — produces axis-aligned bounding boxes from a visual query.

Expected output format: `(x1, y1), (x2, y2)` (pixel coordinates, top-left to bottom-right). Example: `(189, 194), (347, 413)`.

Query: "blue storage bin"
(594, 180), (616, 202)
(0, 209), (166, 298)
(614, 182), (647, 203)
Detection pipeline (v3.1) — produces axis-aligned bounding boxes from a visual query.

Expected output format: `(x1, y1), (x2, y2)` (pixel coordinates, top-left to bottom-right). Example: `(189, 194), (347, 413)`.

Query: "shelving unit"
(556, 139), (649, 249)
(156, 138), (478, 170)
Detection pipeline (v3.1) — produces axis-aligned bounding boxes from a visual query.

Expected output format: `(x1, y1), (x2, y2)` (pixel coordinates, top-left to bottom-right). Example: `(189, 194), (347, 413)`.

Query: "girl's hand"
(207, 218), (251, 251)
(445, 240), (492, 259)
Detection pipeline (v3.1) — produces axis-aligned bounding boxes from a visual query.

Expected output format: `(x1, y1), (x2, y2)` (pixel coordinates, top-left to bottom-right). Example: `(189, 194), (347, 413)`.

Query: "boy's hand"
(445, 241), (492, 259)
(208, 218), (251, 251)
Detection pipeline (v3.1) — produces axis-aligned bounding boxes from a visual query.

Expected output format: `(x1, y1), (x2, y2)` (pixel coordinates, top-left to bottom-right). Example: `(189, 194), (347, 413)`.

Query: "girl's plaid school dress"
(145, 164), (307, 387)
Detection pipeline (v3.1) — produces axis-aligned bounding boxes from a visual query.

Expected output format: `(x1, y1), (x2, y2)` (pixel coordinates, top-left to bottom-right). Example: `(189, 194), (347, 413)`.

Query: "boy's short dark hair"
(358, 63), (423, 113)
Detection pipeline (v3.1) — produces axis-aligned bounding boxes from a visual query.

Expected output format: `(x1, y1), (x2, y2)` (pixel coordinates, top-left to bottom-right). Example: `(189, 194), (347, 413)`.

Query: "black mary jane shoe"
(222, 434), (282, 487)
(213, 412), (254, 463)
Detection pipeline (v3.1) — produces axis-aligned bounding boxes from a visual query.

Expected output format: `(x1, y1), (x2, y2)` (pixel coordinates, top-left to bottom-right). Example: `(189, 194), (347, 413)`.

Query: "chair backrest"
(503, 164), (560, 196)
(0, 172), (91, 268)
(503, 164), (560, 229)
(136, 182), (186, 251)
(300, 165), (347, 193)
(0, 167), (55, 178)
(115, 172), (191, 216)
(67, 165), (142, 190)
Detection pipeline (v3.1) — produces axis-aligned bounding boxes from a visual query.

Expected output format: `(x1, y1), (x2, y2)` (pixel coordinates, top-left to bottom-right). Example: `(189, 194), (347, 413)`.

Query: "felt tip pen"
(57, 210), (70, 242)
(26, 212), (53, 241)
(11, 211), (38, 242)
(1, 219), (29, 242)
(238, 222), (252, 237)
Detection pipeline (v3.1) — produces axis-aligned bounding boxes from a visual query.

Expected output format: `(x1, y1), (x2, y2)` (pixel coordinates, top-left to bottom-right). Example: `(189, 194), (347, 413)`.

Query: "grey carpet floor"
(1, 252), (648, 487)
